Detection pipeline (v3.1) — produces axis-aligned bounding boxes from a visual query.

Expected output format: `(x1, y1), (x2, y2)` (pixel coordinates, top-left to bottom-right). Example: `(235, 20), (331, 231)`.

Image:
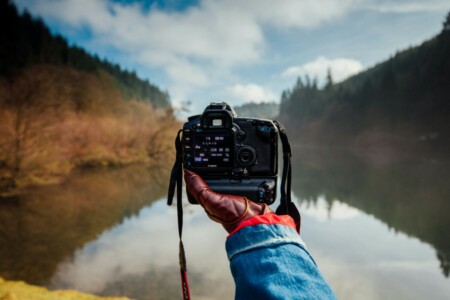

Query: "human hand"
(184, 169), (272, 233)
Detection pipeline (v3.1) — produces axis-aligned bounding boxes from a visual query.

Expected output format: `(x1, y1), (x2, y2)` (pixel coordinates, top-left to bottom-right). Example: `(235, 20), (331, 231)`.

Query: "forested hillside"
(0, 0), (169, 108)
(0, 0), (178, 194)
(279, 13), (450, 154)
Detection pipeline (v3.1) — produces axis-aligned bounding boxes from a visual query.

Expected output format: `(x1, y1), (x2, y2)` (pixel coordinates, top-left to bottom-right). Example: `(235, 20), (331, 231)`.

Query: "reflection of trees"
(99, 267), (234, 300)
(291, 147), (450, 277)
(0, 165), (170, 285)
(438, 251), (449, 277)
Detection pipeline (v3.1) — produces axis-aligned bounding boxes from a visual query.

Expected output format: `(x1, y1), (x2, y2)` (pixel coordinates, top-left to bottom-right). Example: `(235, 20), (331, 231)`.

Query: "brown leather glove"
(184, 169), (272, 233)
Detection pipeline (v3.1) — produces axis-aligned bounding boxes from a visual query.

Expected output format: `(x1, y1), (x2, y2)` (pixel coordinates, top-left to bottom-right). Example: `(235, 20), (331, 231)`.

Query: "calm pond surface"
(1, 149), (449, 300)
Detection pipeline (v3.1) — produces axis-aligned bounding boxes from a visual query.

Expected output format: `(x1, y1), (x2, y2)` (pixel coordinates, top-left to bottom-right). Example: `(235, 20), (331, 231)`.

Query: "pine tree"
(443, 11), (450, 31)
(325, 68), (333, 91)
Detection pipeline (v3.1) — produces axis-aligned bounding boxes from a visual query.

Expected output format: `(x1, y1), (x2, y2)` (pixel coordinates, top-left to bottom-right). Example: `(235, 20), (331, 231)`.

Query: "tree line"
(0, 0), (170, 108)
(279, 12), (450, 151)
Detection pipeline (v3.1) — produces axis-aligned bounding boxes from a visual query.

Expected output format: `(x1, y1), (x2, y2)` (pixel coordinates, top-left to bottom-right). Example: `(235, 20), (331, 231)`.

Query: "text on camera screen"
(192, 133), (233, 168)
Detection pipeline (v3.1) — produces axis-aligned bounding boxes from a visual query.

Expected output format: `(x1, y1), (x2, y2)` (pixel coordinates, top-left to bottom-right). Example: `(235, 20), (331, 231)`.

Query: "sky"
(12, 0), (450, 116)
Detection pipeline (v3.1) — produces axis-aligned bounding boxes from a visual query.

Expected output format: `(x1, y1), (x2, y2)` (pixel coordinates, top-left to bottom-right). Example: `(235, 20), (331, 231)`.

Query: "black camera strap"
(167, 129), (191, 300)
(274, 121), (301, 233)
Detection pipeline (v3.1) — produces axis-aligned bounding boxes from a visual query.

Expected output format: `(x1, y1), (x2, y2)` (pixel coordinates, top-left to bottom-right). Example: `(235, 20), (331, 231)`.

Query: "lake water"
(0, 149), (449, 299)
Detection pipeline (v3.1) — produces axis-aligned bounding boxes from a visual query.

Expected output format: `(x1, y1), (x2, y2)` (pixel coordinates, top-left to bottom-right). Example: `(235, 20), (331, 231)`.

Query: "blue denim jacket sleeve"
(226, 224), (337, 300)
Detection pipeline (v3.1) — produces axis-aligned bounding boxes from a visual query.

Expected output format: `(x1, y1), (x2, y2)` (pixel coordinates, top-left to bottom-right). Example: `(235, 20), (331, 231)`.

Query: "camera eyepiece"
(236, 146), (256, 167)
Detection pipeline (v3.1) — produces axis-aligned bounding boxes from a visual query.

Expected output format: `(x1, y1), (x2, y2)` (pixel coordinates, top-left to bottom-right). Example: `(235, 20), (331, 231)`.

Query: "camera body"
(182, 102), (278, 204)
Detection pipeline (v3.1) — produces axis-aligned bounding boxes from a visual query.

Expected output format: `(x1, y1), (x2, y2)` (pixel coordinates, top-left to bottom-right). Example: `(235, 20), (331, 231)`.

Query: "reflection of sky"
(295, 195), (450, 300)
(51, 194), (450, 300)
(50, 198), (234, 299)
(300, 195), (362, 222)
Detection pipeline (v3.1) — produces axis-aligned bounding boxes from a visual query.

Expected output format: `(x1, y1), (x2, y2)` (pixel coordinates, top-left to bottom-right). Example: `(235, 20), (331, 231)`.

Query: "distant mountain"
(279, 12), (450, 153)
(0, 0), (170, 108)
(233, 102), (279, 119)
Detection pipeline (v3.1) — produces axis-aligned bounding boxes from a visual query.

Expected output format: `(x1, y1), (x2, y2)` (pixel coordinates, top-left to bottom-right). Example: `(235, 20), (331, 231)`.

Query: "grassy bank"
(0, 65), (179, 195)
(0, 277), (129, 300)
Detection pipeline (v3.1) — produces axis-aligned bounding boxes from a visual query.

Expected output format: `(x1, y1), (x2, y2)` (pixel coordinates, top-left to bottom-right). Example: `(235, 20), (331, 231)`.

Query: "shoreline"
(0, 159), (171, 198)
(0, 277), (130, 300)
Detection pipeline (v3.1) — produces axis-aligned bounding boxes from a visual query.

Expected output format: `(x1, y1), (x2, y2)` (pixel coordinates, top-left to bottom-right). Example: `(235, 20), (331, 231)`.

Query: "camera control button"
(232, 167), (244, 175)
(237, 131), (246, 140)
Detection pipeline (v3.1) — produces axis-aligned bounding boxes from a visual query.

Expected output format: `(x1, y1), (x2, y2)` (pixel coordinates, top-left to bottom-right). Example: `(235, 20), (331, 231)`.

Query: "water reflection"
(299, 197), (450, 300)
(0, 164), (169, 285)
(291, 147), (450, 299)
(292, 147), (450, 277)
(1, 148), (449, 300)
(299, 196), (363, 221)
(49, 200), (235, 300)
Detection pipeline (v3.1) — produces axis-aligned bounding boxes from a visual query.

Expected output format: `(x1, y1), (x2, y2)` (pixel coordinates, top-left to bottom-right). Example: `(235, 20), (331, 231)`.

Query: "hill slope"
(0, 0), (178, 194)
(0, 0), (169, 108)
(279, 13), (450, 154)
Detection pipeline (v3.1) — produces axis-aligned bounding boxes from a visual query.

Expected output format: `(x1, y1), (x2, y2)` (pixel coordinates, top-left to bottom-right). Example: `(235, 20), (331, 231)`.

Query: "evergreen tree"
(443, 12), (450, 30)
(325, 68), (333, 91)
(279, 13), (450, 148)
(0, 0), (170, 108)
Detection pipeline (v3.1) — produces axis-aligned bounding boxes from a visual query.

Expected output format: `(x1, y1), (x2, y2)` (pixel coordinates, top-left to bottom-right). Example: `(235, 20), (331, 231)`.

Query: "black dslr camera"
(182, 102), (278, 204)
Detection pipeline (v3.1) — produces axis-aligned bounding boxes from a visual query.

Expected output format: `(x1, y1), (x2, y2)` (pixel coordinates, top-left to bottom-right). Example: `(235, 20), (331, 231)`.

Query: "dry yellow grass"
(0, 277), (129, 300)
(0, 65), (180, 194)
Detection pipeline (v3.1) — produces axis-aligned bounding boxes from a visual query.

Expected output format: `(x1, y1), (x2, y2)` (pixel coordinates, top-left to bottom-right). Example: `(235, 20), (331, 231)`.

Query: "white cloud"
(13, 0), (359, 90)
(13, 0), (444, 108)
(228, 83), (277, 103)
(365, 1), (450, 13)
(282, 56), (365, 85)
(229, 0), (359, 29)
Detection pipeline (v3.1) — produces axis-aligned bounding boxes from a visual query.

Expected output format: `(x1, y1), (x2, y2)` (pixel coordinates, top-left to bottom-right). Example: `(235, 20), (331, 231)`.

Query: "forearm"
(226, 215), (337, 300)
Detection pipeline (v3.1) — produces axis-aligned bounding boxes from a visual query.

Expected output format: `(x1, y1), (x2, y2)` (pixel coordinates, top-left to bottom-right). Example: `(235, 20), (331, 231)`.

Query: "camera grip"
(184, 170), (271, 233)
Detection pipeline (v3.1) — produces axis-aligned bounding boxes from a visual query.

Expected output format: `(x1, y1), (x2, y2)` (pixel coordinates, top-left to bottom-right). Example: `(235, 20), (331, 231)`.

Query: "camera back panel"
(182, 118), (277, 176)
(182, 102), (279, 204)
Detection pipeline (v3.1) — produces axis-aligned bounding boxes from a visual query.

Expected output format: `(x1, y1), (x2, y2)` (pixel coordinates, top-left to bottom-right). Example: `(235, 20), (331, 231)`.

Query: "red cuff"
(227, 213), (297, 237)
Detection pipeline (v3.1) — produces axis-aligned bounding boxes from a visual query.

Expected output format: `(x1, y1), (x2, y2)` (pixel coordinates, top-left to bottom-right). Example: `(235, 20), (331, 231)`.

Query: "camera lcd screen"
(192, 132), (233, 168)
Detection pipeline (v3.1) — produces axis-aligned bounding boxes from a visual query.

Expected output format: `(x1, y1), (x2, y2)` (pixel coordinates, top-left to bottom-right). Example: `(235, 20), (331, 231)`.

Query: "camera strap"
(167, 129), (191, 300)
(273, 121), (301, 233)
